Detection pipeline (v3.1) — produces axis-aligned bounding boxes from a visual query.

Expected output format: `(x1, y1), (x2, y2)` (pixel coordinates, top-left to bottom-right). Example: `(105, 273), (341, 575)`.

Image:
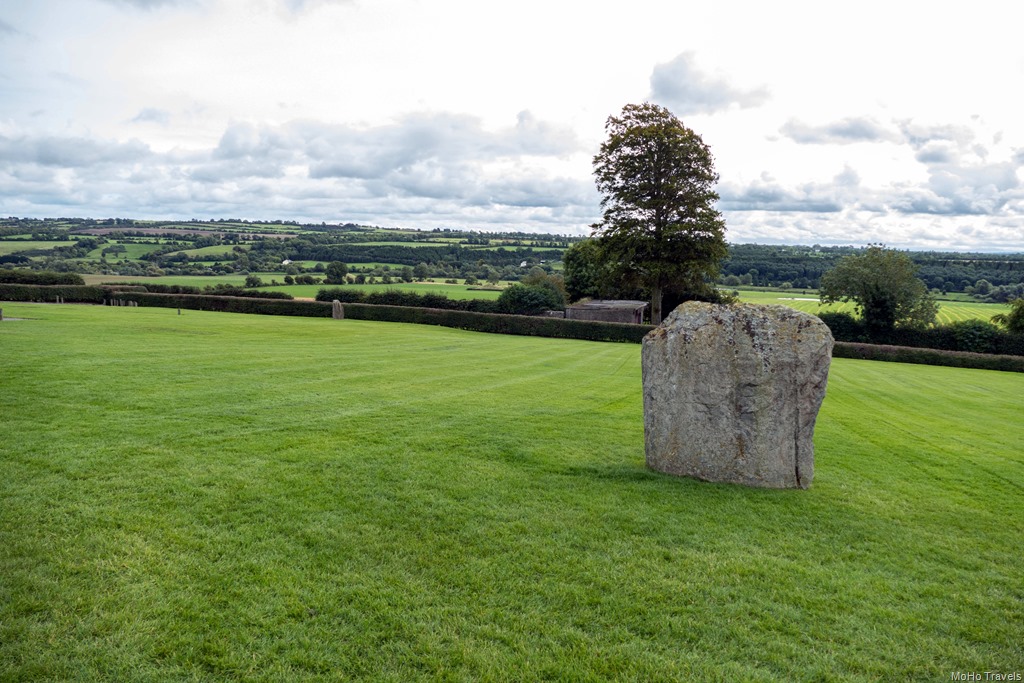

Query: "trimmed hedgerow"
(0, 283), (107, 303)
(832, 341), (1024, 373)
(0, 269), (85, 285)
(103, 282), (294, 299)
(316, 287), (502, 313)
(115, 292), (331, 317)
(817, 311), (1024, 356)
(316, 288), (367, 304)
(340, 303), (652, 343)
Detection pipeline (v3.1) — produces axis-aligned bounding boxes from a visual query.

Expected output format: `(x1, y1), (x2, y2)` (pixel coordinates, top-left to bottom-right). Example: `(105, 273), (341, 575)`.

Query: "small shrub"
(316, 288), (366, 303)
(497, 284), (565, 316)
(817, 312), (864, 341)
(948, 319), (1002, 354)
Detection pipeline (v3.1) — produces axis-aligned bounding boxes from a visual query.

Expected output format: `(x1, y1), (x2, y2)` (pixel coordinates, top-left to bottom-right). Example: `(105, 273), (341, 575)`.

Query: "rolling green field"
(80, 274), (508, 300)
(0, 240), (77, 254)
(83, 243), (170, 260)
(259, 281), (508, 300)
(171, 245), (244, 258)
(82, 274), (274, 288)
(735, 289), (1010, 325)
(1, 304), (1021, 681)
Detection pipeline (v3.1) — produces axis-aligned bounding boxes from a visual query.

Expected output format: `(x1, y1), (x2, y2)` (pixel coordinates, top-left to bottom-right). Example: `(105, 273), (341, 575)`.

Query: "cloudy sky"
(2, 0), (1023, 251)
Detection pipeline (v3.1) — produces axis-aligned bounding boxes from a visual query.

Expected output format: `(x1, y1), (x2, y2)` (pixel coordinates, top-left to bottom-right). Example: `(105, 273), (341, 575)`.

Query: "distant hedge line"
(0, 285), (648, 343)
(120, 292), (648, 342)
(833, 342), (1024, 373)
(316, 287), (502, 313)
(106, 282), (295, 300)
(0, 283), (291, 305)
(4, 285), (1022, 370)
(116, 292), (332, 317)
(818, 312), (1024, 356)
(0, 283), (107, 302)
(0, 269), (85, 286)
(341, 303), (652, 343)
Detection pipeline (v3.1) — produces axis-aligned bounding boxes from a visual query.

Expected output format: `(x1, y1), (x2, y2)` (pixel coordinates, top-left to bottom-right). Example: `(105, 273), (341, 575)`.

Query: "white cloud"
(0, 112), (598, 230)
(780, 117), (900, 145)
(96, 0), (198, 9)
(0, 18), (21, 36)
(649, 52), (770, 115)
(130, 107), (171, 126)
(1, 0), (1023, 250)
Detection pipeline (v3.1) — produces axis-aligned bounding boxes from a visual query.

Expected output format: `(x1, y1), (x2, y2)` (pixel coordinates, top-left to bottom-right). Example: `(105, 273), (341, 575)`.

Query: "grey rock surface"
(642, 302), (833, 489)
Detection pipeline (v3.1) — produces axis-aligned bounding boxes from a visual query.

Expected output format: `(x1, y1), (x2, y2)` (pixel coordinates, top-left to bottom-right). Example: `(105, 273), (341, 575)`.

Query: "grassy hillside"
(1, 304), (1021, 680)
(0, 240), (77, 254)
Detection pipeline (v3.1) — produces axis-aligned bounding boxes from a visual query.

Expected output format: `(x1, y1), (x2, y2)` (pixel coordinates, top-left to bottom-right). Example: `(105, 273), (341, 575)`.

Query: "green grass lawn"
(1, 304), (1021, 681)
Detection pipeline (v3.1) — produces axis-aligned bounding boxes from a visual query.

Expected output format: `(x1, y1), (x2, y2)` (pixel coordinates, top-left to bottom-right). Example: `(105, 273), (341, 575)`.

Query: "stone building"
(565, 300), (648, 325)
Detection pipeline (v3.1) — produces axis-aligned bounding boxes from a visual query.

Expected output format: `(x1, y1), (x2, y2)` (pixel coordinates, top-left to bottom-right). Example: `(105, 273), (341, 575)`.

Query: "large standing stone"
(642, 302), (833, 489)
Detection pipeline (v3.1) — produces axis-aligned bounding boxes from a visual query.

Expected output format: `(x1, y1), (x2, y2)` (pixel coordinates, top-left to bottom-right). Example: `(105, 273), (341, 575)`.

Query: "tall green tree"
(324, 261), (349, 284)
(991, 298), (1024, 334)
(819, 245), (938, 340)
(591, 103), (728, 324)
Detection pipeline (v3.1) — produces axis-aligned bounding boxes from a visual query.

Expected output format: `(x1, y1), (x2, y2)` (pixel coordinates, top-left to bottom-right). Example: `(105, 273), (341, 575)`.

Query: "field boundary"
(4, 285), (1022, 370)
(833, 341), (1024, 372)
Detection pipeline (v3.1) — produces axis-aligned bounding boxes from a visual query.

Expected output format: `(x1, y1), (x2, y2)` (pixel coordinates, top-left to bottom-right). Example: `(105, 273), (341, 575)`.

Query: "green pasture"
(76, 275), (509, 300)
(259, 281), (510, 300)
(173, 245), (245, 258)
(1, 303), (1021, 681)
(0, 240), (76, 255)
(81, 274), (277, 288)
(735, 289), (1009, 324)
(932, 300), (1012, 325)
(464, 245), (565, 252)
(83, 243), (168, 260)
(341, 241), (452, 248)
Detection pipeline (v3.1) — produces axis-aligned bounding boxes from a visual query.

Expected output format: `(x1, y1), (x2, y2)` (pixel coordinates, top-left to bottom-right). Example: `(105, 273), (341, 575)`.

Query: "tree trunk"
(651, 283), (663, 326)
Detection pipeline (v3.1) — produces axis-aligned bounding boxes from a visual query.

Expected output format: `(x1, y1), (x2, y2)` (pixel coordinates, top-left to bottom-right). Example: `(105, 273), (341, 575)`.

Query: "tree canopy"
(324, 261), (349, 284)
(991, 298), (1024, 334)
(591, 103), (728, 324)
(819, 245), (938, 339)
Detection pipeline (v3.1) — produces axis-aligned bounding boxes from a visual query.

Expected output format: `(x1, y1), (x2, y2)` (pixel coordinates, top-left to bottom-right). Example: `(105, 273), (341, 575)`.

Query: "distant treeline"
(720, 244), (1024, 292)
(3, 217), (1024, 297)
(266, 243), (560, 268)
